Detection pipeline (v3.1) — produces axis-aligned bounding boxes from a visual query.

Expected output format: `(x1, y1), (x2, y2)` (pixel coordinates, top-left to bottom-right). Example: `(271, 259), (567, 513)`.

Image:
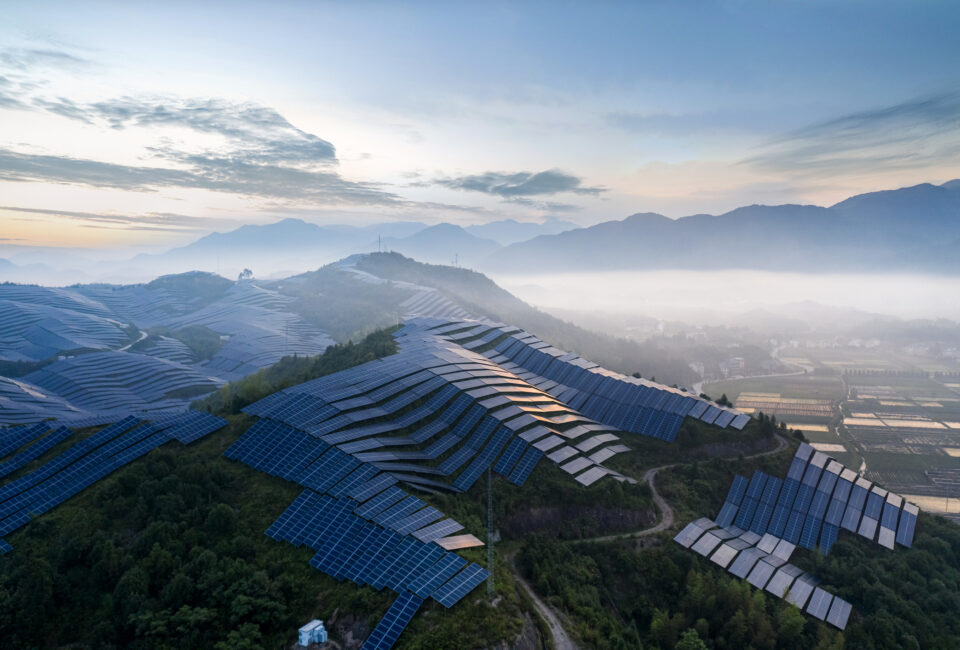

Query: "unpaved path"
(581, 433), (789, 543)
(513, 568), (578, 650)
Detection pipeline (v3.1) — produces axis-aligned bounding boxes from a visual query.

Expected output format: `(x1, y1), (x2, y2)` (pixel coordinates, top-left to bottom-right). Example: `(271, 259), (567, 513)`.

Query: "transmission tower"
(487, 465), (494, 598)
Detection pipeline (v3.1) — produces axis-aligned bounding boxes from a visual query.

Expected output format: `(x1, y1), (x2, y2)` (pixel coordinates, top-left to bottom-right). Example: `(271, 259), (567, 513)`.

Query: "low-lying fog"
(491, 270), (960, 323)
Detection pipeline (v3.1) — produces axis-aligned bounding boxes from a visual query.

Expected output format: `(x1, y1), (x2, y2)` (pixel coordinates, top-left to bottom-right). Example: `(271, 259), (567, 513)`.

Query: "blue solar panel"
(408, 553), (468, 598)
(0, 539), (11, 554)
(895, 507), (917, 548)
(0, 425), (73, 479)
(349, 473), (399, 502)
(454, 428), (512, 491)
(508, 447), (542, 486)
(881, 501), (900, 531)
(799, 513), (823, 550)
(819, 522), (839, 555)
(356, 486), (407, 518)
(361, 592), (423, 650)
(432, 564), (491, 608)
(783, 510), (805, 544)
(864, 491), (884, 519)
(715, 502), (740, 528)
(494, 437), (527, 476)
(374, 496), (427, 527)
(734, 498), (759, 530)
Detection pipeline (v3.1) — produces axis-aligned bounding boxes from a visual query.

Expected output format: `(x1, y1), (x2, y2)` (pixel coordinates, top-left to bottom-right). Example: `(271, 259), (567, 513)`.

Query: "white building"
(298, 620), (328, 646)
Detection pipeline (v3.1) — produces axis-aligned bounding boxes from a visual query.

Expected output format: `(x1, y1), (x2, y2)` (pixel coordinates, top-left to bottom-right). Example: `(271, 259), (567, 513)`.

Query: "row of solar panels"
(225, 417), (494, 649)
(715, 443), (917, 555)
(267, 489), (489, 608)
(243, 332), (627, 490)
(406, 318), (748, 440)
(0, 411), (226, 555)
(225, 418), (481, 541)
(675, 518), (852, 629)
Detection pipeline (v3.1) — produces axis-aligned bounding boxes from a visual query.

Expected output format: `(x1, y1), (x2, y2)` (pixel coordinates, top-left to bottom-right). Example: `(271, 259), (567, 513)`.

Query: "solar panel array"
(675, 518), (853, 630)
(223, 315), (753, 647)
(241, 322), (640, 491)
(675, 443), (920, 631)
(404, 317), (747, 443)
(264, 488), (488, 609)
(0, 411), (226, 554)
(1, 279), (337, 425)
(22, 351), (224, 416)
(714, 443), (917, 554)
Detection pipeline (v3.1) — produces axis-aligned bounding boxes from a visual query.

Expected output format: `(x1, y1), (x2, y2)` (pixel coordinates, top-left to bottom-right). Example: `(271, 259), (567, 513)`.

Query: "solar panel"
(508, 447), (542, 486)
(746, 557), (778, 589)
(765, 563), (803, 598)
(432, 564), (491, 607)
(825, 596), (852, 630)
(392, 507), (444, 535)
(355, 486), (407, 518)
(728, 547), (765, 578)
(0, 539), (11, 554)
(895, 502), (918, 548)
(361, 592), (423, 650)
(673, 519), (713, 548)
(412, 518), (464, 543)
(574, 466), (610, 486)
(408, 553), (468, 598)
(805, 586), (834, 621)
(784, 574), (817, 609)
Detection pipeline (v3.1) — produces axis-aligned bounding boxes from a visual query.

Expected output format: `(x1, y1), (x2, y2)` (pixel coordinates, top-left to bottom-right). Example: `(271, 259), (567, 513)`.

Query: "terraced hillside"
(0, 274), (336, 424)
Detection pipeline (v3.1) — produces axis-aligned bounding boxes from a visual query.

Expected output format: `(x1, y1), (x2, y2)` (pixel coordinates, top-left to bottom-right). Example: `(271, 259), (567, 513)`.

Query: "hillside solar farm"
(0, 256), (955, 648)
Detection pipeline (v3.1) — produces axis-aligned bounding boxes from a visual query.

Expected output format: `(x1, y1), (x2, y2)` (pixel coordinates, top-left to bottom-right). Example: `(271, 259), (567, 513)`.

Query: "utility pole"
(487, 465), (494, 598)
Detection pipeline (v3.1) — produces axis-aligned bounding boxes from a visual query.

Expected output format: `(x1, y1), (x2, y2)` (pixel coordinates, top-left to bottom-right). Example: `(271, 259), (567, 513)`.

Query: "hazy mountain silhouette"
(379, 223), (502, 267)
(486, 180), (960, 273)
(464, 217), (578, 245)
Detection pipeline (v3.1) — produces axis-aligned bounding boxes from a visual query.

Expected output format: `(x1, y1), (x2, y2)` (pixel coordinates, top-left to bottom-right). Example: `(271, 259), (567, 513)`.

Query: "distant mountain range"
(2, 180), (958, 285)
(487, 180), (960, 273)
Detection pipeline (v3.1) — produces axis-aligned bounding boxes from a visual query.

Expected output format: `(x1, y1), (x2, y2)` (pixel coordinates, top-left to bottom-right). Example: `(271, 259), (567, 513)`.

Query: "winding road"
(512, 568), (579, 650)
(512, 433), (791, 647)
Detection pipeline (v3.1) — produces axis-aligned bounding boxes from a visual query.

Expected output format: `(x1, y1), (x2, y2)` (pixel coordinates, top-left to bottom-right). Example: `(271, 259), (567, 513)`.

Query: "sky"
(1, 0), (959, 249)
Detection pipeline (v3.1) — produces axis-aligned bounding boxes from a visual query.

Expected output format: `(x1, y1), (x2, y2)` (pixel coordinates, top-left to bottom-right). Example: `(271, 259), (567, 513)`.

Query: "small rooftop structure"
(298, 619), (328, 646)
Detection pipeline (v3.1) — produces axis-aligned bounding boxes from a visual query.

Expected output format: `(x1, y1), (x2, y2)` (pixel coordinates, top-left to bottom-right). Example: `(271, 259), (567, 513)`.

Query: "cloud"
(35, 96), (338, 165)
(745, 92), (960, 176)
(437, 169), (604, 197)
(0, 205), (232, 232)
(0, 148), (399, 205)
(502, 197), (581, 212)
(0, 48), (91, 72)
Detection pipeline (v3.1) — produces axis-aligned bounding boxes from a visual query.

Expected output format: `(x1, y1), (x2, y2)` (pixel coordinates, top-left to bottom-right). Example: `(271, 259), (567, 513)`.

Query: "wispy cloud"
(0, 47), (92, 72)
(37, 96), (338, 165)
(437, 169), (604, 197)
(502, 197), (581, 212)
(745, 92), (960, 175)
(0, 148), (398, 205)
(0, 205), (232, 232)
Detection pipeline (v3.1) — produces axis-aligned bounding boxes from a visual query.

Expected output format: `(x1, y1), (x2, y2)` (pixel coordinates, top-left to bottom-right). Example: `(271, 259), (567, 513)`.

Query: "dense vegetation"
(517, 449), (960, 650)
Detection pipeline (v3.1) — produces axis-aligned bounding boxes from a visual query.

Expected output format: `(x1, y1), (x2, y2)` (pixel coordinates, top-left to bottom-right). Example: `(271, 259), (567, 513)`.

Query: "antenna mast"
(487, 465), (494, 598)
